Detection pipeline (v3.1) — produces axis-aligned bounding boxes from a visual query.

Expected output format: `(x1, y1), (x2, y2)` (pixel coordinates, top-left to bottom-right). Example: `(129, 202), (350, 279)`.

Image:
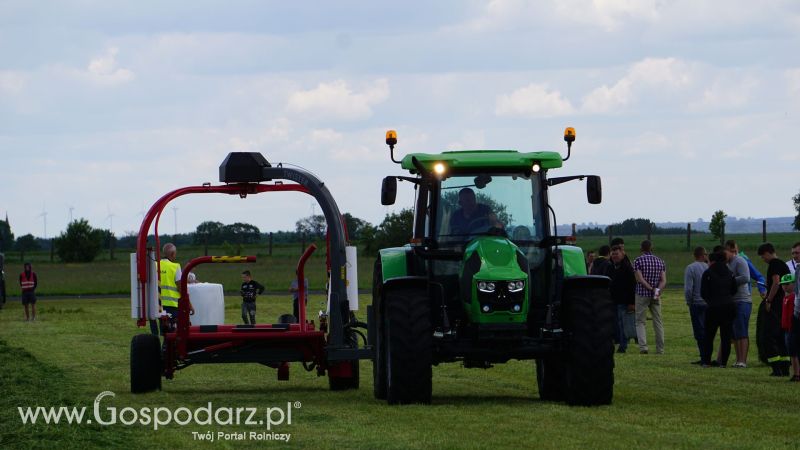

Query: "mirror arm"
(547, 175), (587, 187)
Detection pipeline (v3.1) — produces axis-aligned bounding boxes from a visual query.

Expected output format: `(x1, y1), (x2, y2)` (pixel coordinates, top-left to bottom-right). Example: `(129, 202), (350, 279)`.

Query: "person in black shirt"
(700, 251), (738, 367)
(591, 245), (612, 276)
(240, 270), (265, 325)
(756, 243), (791, 376)
(608, 245), (636, 353)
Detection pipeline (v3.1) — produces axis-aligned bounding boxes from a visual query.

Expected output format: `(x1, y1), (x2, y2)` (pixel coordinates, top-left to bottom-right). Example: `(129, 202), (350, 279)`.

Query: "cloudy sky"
(2, 1), (800, 239)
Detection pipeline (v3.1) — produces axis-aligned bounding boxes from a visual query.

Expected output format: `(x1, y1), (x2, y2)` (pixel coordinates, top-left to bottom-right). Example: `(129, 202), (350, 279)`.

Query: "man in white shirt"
(786, 242), (800, 276)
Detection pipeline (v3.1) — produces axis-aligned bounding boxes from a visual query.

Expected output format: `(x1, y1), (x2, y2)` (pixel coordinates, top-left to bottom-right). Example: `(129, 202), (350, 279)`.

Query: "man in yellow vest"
(160, 243), (194, 331)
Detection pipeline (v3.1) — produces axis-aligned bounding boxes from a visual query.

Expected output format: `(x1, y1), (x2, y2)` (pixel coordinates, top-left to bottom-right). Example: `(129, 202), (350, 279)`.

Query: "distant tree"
(221, 222), (261, 244)
(194, 221), (224, 245)
(0, 218), (13, 252)
(369, 208), (414, 253)
(606, 218), (654, 235)
(54, 219), (103, 262)
(342, 213), (372, 241)
(295, 215), (326, 239)
(794, 191), (800, 231)
(709, 210), (727, 242)
(15, 234), (39, 261)
(577, 227), (605, 236)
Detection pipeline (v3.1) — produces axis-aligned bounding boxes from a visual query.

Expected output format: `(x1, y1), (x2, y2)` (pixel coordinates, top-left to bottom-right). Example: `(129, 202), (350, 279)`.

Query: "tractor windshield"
(434, 173), (544, 245)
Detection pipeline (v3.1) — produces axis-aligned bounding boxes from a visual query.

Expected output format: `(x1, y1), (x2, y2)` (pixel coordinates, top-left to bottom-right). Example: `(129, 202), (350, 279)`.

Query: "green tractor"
(370, 128), (615, 406)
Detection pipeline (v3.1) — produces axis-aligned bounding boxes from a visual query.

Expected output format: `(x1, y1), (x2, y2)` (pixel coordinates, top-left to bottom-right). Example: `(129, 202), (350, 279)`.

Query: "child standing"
(780, 273), (799, 381)
(240, 270), (265, 325)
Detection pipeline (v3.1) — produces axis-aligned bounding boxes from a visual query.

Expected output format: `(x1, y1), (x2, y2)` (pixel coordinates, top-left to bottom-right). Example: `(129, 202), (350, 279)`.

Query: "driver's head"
(458, 188), (477, 214)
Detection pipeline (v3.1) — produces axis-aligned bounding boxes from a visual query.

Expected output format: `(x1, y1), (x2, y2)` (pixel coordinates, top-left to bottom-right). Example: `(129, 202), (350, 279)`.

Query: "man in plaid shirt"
(634, 240), (667, 354)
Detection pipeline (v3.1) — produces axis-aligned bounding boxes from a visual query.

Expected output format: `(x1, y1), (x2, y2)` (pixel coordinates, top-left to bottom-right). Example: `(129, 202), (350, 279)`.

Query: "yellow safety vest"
(159, 259), (181, 308)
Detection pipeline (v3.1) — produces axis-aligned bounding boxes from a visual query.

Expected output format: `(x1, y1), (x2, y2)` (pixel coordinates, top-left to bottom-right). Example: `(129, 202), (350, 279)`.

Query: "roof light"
(532, 162), (541, 173)
(433, 162), (446, 175)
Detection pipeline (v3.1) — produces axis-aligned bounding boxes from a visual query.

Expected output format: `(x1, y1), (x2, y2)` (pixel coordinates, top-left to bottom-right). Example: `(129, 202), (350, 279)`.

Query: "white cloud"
(456, 0), (660, 32)
(286, 79), (389, 120)
(689, 76), (758, 111)
(581, 57), (691, 113)
(787, 68), (800, 97)
(0, 71), (26, 94)
(495, 83), (575, 117)
(85, 47), (135, 85)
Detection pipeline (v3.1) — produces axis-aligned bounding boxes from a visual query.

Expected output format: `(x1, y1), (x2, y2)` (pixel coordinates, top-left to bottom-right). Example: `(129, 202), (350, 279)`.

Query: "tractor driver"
(449, 188), (503, 236)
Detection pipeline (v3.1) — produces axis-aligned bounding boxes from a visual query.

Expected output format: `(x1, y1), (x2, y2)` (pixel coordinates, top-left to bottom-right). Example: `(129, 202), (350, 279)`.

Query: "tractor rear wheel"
(130, 333), (162, 393)
(561, 282), (615, 406)
(385, 288), (432, 405)
(535, 356), (566, 401)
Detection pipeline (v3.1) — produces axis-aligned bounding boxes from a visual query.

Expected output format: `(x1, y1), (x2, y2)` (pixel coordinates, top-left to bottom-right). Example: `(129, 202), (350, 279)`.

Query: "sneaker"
(732, 362), (747, 368)
(790, 375), (800, 382)
(690, 360), (703, 365)
(710, 360), (721, 367)
(640, 350), (648, 354)
(617, 348), (626, 354)
(701, 364), (712, 368)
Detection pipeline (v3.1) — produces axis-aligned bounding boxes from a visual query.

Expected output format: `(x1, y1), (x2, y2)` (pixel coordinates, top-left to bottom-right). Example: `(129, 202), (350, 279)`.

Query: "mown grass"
(0, 290), (797, 449)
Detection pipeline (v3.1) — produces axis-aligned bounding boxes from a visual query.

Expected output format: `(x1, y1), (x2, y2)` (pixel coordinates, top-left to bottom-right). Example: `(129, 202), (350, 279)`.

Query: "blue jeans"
(616, 304), (631, 351)
(688, 304), (707, 359)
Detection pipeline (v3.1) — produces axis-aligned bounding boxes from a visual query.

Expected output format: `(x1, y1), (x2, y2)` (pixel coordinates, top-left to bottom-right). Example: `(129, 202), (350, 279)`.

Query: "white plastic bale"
(346, 246), (358, 311)
(188, 283), (225, 325)
(130, 253), (138, 319)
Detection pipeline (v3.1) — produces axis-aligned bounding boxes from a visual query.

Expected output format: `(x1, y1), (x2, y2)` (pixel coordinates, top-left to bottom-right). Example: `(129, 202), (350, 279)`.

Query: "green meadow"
(1, 289), (798, 449)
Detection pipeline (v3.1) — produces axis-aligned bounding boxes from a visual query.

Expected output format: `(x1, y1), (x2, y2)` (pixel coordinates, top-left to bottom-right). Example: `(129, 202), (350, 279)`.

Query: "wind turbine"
(106, 205), (115, 234)
(68, 206), (75, 223)
(36, 205), (47, 240)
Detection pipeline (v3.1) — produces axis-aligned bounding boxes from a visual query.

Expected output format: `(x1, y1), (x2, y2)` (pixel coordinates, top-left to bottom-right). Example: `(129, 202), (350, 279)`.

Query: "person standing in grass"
(19, 262), (37, 321)
(779, 274), (799, 381)
(684, 246), (709, 364)
(240, 270), (265, 325)
(159, 243), (194, 332)
(725, 240), (753, 368)
(786, 242), (800, 276)
(756, 243), (791, 376)
(633, 240), (667, 355)
(591, 245), (612, 276)
(608, 244), (636, 353)
(700, 251), (737, 368)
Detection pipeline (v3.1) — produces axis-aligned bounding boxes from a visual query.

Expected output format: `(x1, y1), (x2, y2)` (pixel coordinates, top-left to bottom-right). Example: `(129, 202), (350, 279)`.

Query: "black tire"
(385, 288), (432, 405)
(561, 283), (615, 406)
(372, 260), (387, 400)
(329, 331), (360, 391)
(536, 356), (566, 401)
(130, 333), (162, 393)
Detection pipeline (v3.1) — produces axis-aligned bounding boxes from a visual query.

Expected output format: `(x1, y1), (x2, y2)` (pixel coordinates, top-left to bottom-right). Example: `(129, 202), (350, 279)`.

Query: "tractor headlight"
(478, 281), (496, 293)
(508, 280), (525, 292)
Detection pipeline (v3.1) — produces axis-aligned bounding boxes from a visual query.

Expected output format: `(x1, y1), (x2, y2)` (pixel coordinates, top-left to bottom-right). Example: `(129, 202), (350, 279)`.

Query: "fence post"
(762, 219), (767, 243)
(269, 232), (273, 256)
(687, 223), (691, 250)
(571, 223), (576, 236)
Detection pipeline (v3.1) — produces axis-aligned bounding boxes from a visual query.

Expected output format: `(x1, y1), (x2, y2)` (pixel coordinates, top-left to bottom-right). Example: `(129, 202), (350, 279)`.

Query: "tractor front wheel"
(535, 356), (566, 401)
(561, 282), (615, 406)
(385, 288), (432, 405)
(130, 333), (162, 393)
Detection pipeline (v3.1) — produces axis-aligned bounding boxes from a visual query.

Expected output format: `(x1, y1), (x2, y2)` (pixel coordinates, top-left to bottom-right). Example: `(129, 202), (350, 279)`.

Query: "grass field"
(1, 290), (798, 449)
(4, 232), (799, 298)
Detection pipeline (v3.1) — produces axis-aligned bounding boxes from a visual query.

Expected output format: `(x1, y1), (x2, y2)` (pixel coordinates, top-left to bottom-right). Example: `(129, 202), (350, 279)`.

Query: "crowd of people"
(591, 238), (800, 382)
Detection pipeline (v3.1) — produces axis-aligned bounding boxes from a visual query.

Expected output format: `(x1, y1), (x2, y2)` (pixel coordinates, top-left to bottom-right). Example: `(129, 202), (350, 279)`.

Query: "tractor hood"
(464, 236), (527, 280)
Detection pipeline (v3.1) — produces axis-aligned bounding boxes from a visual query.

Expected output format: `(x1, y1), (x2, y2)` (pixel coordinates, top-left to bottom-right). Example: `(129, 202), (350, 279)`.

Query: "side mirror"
(381, 177), (397, 205)
(587, 176), (602, 204)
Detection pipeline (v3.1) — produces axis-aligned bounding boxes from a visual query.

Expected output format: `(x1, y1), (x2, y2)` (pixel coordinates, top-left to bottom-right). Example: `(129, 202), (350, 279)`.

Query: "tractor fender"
(562, 275), (610, 291)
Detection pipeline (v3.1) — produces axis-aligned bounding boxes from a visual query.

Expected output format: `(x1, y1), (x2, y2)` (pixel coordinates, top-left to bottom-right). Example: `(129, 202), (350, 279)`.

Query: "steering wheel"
(465, 216), (491, 233)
